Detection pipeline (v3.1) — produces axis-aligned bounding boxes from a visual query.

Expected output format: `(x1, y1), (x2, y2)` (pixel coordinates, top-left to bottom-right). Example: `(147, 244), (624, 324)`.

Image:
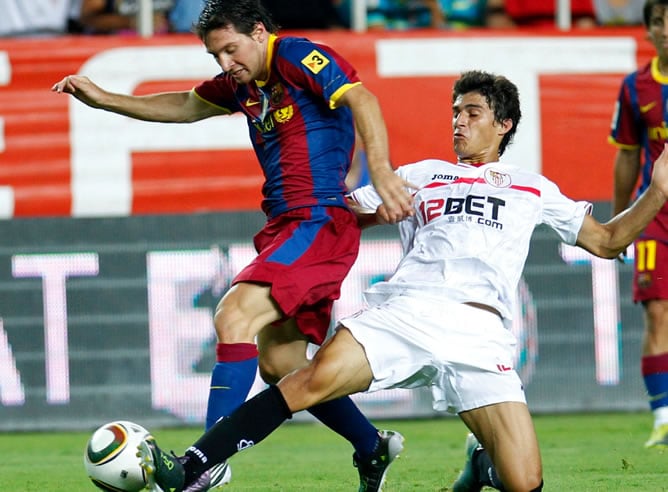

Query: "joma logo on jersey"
(419, 195), (505, 229)
(431, 173), (459, 181)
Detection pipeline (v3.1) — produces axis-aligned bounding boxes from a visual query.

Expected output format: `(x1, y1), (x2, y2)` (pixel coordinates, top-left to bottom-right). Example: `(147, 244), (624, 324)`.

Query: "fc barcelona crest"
(638, 272), (653, 290)
(270, 84), (284, 105)
(274, 105), (294, 123)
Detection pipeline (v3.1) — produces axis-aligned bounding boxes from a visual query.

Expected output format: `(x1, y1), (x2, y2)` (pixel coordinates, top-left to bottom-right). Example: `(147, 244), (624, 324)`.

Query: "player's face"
(452, 92), (504, 164)
(647, 6), (668, 60)
(204, 24), (269, 84)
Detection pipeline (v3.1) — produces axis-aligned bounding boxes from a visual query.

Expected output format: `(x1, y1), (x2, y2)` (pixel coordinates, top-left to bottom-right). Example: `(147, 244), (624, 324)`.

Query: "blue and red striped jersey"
(609, 57), (668, 238)
(194, 35), (361, 218)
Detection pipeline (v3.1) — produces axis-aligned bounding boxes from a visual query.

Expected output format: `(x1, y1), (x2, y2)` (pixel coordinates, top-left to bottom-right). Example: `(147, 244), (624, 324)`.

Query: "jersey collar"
(651, 56), (668, 84)
(257, 34), (278, 88)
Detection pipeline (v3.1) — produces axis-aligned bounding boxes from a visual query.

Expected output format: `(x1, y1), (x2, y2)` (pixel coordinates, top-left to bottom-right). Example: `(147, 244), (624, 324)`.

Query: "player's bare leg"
(206, 283), (283, 488)
(256, 319), (310, 383)
(277, 327), (405, 492)
(277, 327), (374, 409)
(457, 402), (542, 491)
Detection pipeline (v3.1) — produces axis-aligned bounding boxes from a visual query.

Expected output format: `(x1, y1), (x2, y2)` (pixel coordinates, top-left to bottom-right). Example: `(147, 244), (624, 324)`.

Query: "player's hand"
(374, 204), (393, 225)
(51, 75), (105, 108)
(371, 167), (416, 224)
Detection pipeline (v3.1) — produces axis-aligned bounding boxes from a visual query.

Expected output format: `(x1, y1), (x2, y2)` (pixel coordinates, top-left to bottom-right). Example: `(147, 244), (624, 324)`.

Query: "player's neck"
(458, 154), (500, 167)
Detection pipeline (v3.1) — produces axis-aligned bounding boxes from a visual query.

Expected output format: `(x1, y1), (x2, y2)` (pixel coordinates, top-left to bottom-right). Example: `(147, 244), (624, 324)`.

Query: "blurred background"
(0, 0), (651, 430)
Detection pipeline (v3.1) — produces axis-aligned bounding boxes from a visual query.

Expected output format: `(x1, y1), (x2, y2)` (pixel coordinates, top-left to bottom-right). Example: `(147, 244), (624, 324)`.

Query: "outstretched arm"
(51, 75), (224, 123)
(577, 144), (668, 258)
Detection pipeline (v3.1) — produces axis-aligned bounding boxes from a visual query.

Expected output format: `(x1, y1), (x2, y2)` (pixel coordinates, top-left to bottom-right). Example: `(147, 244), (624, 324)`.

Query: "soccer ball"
(83, 420), (150, 492)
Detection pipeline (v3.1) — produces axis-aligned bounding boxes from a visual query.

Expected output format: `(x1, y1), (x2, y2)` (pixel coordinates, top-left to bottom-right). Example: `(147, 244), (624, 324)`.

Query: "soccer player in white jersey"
(138, 70), (668, 492)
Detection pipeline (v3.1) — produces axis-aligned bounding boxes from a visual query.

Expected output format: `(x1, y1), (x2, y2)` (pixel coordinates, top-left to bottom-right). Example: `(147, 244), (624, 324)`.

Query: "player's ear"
(252, 22), (266, 42)
(498, 118), (513, 136)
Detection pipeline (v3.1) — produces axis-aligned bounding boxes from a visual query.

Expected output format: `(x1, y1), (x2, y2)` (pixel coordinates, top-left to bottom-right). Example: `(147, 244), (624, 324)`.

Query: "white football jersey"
(350, 159), (592, 320)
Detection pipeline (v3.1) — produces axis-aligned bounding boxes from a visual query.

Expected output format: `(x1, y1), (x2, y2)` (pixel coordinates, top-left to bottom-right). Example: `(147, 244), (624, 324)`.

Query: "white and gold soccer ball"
(83, 420), (149, 492)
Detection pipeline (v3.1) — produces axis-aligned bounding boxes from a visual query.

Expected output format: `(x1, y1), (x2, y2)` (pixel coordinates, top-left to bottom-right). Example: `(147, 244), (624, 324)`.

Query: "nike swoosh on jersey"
(640, 101), (657, 113)
(245, 98), (260, 107)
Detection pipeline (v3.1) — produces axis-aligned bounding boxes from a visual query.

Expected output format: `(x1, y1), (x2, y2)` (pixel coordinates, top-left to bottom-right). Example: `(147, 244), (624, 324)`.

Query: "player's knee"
(213, 297), (251, 342)
(257, 357), (291, 384)
(212, 311), (237, 342)
(276, 365), (329, 411)
(518, 472), (543, 492)
(529, 479), (544, 491)
(501, 468), (542, 492)
(257, 360), (279, 384)
(257, 344), (309, 384)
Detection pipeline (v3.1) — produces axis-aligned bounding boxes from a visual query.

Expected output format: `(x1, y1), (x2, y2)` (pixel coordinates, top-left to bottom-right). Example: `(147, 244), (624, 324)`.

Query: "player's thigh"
(214, 282), (283, 342)
(459, 401), (542, 490)
(644, 299), (668, 329)
(309, 328), (374, 397)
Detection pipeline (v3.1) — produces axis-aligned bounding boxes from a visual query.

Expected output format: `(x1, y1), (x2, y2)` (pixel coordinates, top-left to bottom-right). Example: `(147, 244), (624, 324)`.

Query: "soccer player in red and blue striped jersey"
(195, 34), (360, 218)
(53, 0), (415, 489)
(609, 0), (668, 449)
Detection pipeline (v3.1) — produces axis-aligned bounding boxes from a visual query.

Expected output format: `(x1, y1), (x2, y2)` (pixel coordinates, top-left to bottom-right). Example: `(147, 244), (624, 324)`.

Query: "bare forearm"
(52, 75), (200, 122)
(580, 143), (668, 257)
(92, 91), (195, 123)
(579, 183), (666, 258)
(339, 84), (414, 222)
(607, 184), (665, 253)
(356, 116), (389, 175)
(346, 89), (391, 175)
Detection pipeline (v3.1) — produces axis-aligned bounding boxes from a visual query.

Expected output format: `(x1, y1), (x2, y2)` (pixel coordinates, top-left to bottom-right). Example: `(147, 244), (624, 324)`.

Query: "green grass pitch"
(4, 412), (667, 491)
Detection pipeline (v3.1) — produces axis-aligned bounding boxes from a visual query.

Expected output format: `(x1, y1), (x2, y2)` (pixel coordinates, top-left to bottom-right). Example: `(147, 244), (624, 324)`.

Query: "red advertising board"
(0, 27), (651, 217)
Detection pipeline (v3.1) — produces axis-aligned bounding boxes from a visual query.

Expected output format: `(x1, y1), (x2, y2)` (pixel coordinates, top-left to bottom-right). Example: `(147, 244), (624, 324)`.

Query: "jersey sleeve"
(540, 176), (592, 245)
(349, 165), (419, 255)
(192, 75), (240, 114)
(349, 182), (382, 211)
(397, 215), (418, 257)
(276, 38), (361, 109)
(608, 72), (642, 149)
(348, 164), (419, 210)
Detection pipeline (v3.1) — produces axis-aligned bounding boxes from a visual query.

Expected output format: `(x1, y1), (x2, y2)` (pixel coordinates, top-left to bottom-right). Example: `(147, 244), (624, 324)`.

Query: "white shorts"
(338, 294), (526, 414)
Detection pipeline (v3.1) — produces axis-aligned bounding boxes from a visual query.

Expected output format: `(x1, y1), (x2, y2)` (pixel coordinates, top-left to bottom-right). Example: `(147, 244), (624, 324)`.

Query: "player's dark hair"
(452, 70), (521, 157)
(196, 0), (278, 40)
(644, 0), (668, 27)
